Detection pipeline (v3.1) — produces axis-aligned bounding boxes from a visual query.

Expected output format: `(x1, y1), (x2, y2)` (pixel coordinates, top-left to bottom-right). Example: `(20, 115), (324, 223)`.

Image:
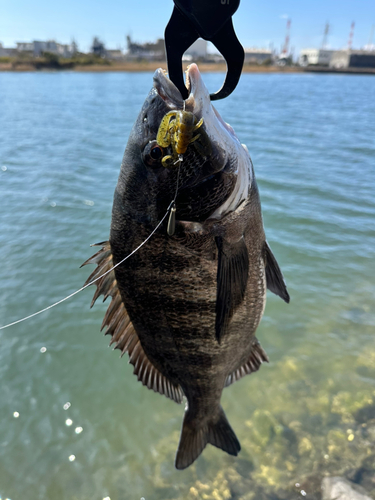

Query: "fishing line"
(167, 157), (182, 236)
(173, 156), (182, 200)
(0, 201), (175, 330)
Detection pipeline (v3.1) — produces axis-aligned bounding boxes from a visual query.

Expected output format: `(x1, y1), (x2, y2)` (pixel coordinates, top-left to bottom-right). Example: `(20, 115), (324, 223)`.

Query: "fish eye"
(143, 141), (164, 167)
(150, 145), (163, 160)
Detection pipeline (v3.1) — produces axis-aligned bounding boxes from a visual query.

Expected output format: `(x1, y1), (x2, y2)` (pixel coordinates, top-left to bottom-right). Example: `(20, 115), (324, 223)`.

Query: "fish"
(82, 63), (290, 470)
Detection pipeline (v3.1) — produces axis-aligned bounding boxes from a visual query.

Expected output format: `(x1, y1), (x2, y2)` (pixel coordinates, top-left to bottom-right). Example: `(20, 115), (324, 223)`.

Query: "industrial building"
(329, 50), (375, 69)
(299, 48), (334, 66)
(126, 36), (209, 62)
(183, 40), (208, 61)
(15, 40), (76, 58)
(244, 48), (273, 64)
(126, 36), (165, 61)
(91, 38), (124, 59)
(105, 50), (124, 60)
(0, 43), (17, 57)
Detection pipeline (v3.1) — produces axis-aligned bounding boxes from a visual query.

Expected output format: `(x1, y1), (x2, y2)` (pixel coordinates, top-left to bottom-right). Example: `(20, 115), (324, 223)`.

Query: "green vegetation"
(68, 53), (111, 66)
(5, 52), (112, 69)
(261, 58), (273, 66)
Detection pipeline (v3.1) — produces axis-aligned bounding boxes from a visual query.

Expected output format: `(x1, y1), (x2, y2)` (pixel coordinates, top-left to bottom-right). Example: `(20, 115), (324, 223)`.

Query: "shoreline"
(303, 65), (375, 75)
(0, 61), (302, 73)
(1, 61), (374, 74)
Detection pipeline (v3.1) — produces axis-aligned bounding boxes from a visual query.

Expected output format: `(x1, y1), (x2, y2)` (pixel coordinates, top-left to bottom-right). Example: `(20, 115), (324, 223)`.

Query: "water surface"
(0, 71), (374, 500)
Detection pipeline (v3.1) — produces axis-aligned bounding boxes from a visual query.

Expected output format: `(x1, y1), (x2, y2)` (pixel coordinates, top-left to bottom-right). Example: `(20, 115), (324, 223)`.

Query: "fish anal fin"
(215, 236), (249, 343)
(225, 339), (269, 387)
(175, 406), (240, 470)
(263, 241), (290, 303)
(82, 241), (183, 404)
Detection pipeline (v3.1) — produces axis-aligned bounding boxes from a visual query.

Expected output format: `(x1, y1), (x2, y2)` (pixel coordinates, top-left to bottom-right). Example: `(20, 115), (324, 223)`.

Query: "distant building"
(0, 43), (17, 57)
(277, 54), (292, 66)
(126, 35), (165, 61)
(91, 37), (106, 57)
(16, 42), (34, 54)
(244, 48), (273, 64)
(183, 40), (207, 61)
(105, 49), (124, 60)
(299, 48), (334, 66)
(329, 50), (375, 69)
(15, 40), (76, 57)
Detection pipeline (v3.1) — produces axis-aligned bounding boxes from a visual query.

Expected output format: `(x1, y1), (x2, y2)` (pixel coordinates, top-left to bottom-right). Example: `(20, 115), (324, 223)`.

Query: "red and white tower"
(281, 18), (291, 56)
(348, 22), (355, 50)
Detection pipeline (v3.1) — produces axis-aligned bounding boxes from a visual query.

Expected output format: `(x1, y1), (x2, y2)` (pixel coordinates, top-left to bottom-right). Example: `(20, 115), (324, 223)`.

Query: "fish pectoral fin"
(82, 241), (184, 404)
(263, 241), (290, 303)
(175, 406), (240, 470)
(225, 339), (269, 387)
(215, 236), (249, 343)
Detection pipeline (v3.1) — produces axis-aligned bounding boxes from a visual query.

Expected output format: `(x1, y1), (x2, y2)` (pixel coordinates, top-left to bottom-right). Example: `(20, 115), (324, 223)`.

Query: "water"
(0, 71), (374, 500)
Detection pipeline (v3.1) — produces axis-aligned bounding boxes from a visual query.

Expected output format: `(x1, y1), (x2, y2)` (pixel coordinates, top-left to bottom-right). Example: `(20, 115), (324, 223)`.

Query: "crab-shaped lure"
(156, 110), (204, 168)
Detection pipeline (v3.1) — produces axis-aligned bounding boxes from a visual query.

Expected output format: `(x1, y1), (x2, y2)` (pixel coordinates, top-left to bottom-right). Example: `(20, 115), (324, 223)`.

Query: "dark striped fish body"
(84, 64), (289, 469)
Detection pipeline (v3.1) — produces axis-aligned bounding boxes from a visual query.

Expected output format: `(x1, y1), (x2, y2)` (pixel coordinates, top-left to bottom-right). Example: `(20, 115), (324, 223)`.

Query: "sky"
(1, 0), (375, 54)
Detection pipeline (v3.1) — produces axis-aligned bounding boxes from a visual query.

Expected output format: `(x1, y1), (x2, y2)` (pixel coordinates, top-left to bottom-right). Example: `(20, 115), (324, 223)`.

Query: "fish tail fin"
(175, 406), (240, 470)
(207, 406), (241, 456)
(175, 415), (209, 470)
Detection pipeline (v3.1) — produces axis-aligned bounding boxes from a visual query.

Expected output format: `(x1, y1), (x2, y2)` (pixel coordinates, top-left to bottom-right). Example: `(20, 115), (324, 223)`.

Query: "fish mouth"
(153, 64), (251, 220)
(153, 64), (236, 137)
(153, 64), (207, 113)
(153, 68), (185, 109)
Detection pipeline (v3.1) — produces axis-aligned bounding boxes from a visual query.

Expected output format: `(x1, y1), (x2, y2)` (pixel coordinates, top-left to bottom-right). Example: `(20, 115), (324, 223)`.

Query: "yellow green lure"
(156, 110), (204, 168)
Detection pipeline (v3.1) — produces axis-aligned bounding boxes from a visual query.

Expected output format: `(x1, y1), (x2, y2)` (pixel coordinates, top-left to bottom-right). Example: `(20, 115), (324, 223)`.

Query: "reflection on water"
(0, 71), (374, 499)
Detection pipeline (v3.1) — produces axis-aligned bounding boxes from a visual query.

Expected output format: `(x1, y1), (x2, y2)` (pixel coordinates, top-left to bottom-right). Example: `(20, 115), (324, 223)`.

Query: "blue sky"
(1, 0), (374, 54)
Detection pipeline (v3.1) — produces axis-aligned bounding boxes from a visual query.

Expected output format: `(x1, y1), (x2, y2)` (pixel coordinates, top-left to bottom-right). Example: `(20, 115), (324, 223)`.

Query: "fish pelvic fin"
(215, 236), (249, 344)
(82, 241), (184, 404)
(225, 338), (269, 387)
(263, 241), (290, 303)
(175, 406), (240, 470)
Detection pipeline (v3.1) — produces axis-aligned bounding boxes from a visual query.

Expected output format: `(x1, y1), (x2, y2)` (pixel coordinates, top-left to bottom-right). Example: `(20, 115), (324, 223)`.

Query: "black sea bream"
(83, 64), (289, 469)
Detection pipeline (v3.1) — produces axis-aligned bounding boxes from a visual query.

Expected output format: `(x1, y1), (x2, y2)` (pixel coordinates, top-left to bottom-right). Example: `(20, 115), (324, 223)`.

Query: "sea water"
(0, 71), (374, 499)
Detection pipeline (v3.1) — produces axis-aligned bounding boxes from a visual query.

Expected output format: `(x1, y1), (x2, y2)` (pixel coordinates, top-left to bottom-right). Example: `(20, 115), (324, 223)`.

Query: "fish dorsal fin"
(215, 236), (249, 344)
(263, 241), (290, 303)
(82, 242), (184, 404)
(225, 339), (269, 387)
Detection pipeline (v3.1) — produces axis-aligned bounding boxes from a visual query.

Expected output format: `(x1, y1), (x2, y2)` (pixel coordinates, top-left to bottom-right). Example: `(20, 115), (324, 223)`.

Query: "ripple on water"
(0, 72), (374, 500)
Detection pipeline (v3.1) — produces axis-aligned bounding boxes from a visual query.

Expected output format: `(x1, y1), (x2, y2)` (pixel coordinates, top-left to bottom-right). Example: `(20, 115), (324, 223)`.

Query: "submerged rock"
(98, 303), (375, 500)
(322, 477), (373, 500)
(346, 454), (375, 499)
